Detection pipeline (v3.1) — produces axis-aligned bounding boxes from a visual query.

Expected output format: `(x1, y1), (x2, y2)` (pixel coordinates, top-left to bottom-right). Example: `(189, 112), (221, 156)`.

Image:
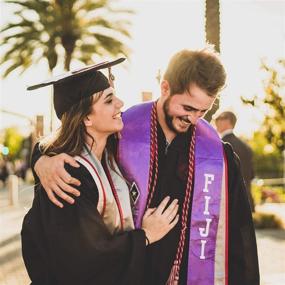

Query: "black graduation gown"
(29, 125), (260, 285)
(21, 163), (146, 285)
(143, 125), (259, 285)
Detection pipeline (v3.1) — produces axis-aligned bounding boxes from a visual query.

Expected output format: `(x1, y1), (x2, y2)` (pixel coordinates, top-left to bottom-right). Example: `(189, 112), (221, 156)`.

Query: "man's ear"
(161, 80), (170, 98)
(84, 116), (92, 127)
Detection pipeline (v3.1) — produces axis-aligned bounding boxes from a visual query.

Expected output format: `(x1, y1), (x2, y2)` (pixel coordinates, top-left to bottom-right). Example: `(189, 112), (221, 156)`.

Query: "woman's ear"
(161, 80), (170, 98)
(84, 116), (92, 127)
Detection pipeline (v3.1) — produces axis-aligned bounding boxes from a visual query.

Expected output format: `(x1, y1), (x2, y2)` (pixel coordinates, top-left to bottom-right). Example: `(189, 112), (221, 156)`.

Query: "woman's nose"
(116, 97), (124, 108)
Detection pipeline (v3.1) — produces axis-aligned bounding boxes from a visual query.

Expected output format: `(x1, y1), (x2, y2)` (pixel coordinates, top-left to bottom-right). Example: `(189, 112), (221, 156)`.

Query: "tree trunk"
(64, 50), (72, 71)
(205, 0), (220, 53)
(204, 0), (221, 122)
(62, 35), (76, 70)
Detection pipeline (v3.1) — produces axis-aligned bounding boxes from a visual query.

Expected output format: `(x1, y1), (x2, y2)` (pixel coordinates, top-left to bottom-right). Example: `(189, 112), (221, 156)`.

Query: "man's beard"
(163, 97), (192, 134)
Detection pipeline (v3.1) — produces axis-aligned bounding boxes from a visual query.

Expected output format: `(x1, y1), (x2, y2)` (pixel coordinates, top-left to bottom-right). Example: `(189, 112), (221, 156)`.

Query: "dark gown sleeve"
(22, 163), (146, 285)
(224, 143), (260, 285)
(30, 142), (42, 184)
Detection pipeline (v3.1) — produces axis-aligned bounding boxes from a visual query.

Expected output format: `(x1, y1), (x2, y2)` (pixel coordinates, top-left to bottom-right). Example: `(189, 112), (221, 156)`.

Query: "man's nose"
(188, 111), (203, 125)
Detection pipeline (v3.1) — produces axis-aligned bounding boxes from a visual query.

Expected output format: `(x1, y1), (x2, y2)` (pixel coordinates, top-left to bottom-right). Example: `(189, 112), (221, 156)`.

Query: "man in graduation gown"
(31, 48), (260, 285)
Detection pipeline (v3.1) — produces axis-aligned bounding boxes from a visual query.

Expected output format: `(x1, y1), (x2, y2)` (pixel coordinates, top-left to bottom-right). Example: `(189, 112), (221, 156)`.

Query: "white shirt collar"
(220, 129), (234, 139)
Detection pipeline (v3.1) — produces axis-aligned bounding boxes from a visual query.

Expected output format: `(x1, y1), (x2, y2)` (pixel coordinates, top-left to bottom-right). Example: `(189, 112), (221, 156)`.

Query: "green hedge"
(252, 184), (285, 204)
(253, 212), (284, 229)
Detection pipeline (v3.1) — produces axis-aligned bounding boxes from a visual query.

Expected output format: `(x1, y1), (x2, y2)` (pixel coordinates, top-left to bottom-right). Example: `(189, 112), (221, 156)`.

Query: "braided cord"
(173, 126), (197, 278)
(146, 102), (159, 209)
(146, 102), (197, 283)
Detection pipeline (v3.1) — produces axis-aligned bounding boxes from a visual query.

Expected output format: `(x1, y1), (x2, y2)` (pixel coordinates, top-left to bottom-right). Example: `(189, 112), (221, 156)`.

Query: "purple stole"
(118, 102), (228, 285)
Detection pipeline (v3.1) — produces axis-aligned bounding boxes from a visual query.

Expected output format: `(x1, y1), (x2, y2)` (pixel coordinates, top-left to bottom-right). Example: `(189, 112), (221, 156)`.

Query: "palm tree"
(0, 0), (133, 76)
(204, 0), (221, 122)
(1, 0), (133, 131)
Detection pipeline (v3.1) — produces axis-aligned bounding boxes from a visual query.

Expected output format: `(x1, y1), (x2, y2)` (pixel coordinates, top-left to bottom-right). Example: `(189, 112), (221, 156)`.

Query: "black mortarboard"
(27, 58), (125, 119)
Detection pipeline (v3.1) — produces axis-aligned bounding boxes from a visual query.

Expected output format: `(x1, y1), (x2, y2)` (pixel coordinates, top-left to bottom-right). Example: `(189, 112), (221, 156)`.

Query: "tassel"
(165, 261), (179, 285)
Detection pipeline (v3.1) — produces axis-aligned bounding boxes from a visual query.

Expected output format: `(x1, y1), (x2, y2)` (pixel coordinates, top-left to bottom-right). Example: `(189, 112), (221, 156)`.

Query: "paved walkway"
(255, 203), (285, 285)
(0, 182), (32, 285)
(0, 183), (285, 285)
(256, 229), (285, 285)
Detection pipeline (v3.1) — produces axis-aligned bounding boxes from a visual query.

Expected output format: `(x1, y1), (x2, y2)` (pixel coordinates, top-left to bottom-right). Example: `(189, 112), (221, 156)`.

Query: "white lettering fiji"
(199, 173), (214, 259)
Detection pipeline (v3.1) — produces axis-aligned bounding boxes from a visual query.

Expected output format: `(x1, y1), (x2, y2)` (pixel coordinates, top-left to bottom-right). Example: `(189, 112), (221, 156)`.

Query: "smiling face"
(161, 81), (216, 134)
(84, 87), (124, 137)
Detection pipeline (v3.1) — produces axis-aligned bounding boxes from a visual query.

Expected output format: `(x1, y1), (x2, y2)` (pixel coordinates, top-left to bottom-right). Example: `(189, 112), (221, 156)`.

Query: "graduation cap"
(27, 58), (125, 119)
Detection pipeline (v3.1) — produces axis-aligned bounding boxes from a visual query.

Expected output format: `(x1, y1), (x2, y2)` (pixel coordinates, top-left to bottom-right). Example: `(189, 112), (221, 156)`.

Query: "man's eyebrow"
(182, 104), (208, 112)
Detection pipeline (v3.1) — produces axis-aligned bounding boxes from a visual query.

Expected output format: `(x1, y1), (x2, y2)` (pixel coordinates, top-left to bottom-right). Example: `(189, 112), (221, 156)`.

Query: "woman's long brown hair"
(39, 92), (118, 167)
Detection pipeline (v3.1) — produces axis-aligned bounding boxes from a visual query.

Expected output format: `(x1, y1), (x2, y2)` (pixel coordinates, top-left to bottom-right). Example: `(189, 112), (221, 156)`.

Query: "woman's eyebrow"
(104, 93), (113, 100)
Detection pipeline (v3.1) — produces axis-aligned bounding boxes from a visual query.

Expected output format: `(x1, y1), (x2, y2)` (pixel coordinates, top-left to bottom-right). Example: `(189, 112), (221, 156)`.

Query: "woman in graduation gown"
(21, 59), (179, 285)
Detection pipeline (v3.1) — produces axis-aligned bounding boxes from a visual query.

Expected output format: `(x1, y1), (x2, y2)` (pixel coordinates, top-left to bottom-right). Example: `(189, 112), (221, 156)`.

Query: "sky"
(0, 0), (285, 137)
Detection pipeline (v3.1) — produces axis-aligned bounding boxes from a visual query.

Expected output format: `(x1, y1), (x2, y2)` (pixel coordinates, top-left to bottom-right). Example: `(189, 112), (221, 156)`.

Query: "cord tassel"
(166, 261), (179, 285)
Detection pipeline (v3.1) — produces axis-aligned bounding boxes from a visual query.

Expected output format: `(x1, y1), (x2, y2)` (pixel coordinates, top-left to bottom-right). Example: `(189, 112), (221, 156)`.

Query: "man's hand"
(34, 154), (81, 208)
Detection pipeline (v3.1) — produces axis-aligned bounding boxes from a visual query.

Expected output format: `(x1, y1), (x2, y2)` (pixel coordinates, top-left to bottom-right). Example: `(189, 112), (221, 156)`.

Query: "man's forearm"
(31, 142), (43, 183)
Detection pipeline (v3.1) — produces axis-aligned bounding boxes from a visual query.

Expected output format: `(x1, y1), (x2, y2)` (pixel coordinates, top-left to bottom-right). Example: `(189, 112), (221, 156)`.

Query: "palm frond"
(1, 0), (133, 75)
(2, 59), (25, 77)
(5, 0), (50, 13)
(94, 33), (129, 55)
(74, 0), (108, 12)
